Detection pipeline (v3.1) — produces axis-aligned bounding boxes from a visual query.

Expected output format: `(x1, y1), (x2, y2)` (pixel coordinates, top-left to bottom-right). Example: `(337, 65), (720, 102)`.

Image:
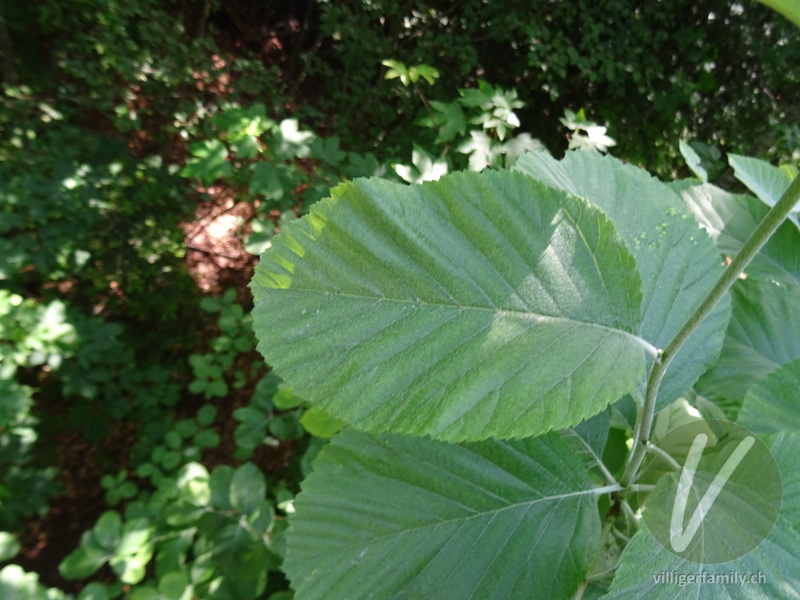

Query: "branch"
(621, 173), (800, 488)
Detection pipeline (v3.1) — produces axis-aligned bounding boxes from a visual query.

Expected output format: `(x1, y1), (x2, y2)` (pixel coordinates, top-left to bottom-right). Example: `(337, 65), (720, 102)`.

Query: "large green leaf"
(737, 357), (800, 433)
(766, 431), (800, 531)
(728, 153), (797, 212)
(514, 152), (729, 408)
(602, 518), (800, 599)
(285, 430), (601, 600)
(696, 279), (800, 408)
(735, 359), (800, 532)
(680, 183), (800, 292)
(251, 170), (647, 441)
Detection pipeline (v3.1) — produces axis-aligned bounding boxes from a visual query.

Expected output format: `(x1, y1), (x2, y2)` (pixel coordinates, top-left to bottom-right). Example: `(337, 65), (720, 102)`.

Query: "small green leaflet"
(251, 170), (648, 441)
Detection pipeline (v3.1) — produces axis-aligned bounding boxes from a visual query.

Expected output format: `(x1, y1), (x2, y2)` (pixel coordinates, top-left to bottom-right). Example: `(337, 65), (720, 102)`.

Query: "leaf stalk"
(620, 173), (800, 488)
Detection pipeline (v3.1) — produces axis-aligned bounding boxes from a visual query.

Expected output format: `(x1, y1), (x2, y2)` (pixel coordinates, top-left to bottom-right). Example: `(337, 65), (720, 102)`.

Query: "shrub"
(251, 150), (800, 597)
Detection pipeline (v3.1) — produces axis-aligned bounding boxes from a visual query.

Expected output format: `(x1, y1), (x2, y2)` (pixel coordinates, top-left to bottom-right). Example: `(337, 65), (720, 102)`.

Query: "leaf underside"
(602, 518), (800, 599)
(728, 153), (794, 211)
(696, 278), (800, 409)
(737, 357), (800, 433)
(680, 184), (800, 293)
(251, 170), (646, 441)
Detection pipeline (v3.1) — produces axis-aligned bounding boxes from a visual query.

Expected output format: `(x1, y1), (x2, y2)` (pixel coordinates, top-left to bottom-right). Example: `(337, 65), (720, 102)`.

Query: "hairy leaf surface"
(696, 279), (800, 408)
(284, 430), (601, 600)
(766, 432), (800, 531)
(251, 170), (646, 440)
(737, 357), (800, 433)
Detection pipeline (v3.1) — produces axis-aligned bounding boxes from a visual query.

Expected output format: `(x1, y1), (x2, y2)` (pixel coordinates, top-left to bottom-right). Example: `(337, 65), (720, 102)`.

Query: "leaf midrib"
(275, 286), (652, 353)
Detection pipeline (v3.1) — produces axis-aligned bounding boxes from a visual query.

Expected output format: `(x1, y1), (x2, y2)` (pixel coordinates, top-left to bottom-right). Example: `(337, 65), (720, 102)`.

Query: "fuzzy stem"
(621, 173), (800, 488)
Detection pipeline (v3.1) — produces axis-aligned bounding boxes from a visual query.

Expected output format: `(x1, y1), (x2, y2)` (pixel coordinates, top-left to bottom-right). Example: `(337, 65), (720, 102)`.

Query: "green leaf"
(229, 463), (266, 514)
(0, 532), (20, 562)
(129, 588), (159, 600)
(284, 430), (601, 600)
(60, 542), (108, 580)
(299, 406), (346, 438)
(514, 151), (729, 408)
(412, 64), (440, 86)
(570, 407), (611, 461)
(249, 163), (286, 199)
(165, 500), (206, 527)
(271, 384), (305, 410)
(92, 511), (122, 552)
(180, 140), (232, 185)
(158, 571), (193, 600)
(428, 100), (466, 144)
(602, 517), (800, 598)
(757, 0), (800, 32)
(696, 279), (800, 408)
(269, 412), (304, 440)
(310, 136), (346, 166)
(200, 297), (221, 312)
(231, 545), (271, 598)
(233, 406), (269, 450)
(109, 544), (153, 585)
(194, 429), (220, 448)
(728, 153), (796, 211)
(678, 139), (707, 182)
(737, 357), (800, 433)
(766, 431), (800, 530)
(206, 379), (228, 398)
(457, 80), (496, 108)
(77, 582), (110, 600)
(175, 419), (197, 438)
(209, 465), (235, 511)
(196, 404), (217, 426)
(251, 170), (646, 441)
(231, 135), (261, 160)
(343, 152), (386, 178)
(109, 520), (155, 584)
(680, 183), (800, 292)
(381, 59), (410, 86)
